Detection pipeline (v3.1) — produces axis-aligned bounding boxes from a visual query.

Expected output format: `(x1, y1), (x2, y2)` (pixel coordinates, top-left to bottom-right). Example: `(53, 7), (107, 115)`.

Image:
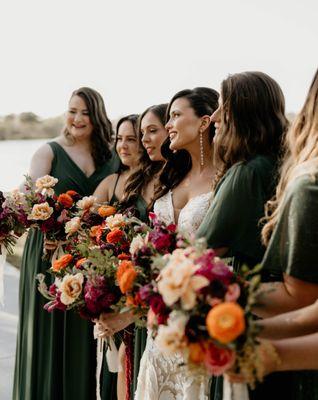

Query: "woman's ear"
(200, 115), (212, 132)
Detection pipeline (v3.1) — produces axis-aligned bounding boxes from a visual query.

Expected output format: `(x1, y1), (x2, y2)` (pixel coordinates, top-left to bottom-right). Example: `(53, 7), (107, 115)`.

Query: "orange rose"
(66, 190), (78, 197)
(118, 253), (131, 260)
(52, 254), (73, 272)
(206, 302), (245, 344)
(98, 205), (117, 218)
(106, 228), (124, 244)
(57, 193), (74, 208)
(75, 258), (87, 269)
(188, 342), (206, 364)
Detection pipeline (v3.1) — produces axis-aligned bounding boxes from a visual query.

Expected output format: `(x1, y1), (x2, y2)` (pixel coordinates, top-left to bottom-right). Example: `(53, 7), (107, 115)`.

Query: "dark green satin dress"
(250, 173), (318, 400)
(13, 141), (120, 400)
(196, 155), (277, 400)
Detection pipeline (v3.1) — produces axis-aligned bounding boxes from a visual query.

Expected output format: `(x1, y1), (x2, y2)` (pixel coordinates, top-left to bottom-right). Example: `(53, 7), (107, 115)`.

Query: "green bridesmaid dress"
(249, 173), (318, 400)
(100, 174), (148, 399)
(196, 155), (278, 400)
(13, 141), (119, 400)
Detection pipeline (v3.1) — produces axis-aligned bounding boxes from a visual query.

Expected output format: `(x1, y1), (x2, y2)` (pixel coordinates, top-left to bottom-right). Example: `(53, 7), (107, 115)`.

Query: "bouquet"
(140, 236), (266, 386)
(0, 190), (28, 254)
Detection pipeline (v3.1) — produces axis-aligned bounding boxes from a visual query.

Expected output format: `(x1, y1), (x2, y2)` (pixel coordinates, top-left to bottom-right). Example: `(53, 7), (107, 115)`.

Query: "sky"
(0, 0), (317, 120)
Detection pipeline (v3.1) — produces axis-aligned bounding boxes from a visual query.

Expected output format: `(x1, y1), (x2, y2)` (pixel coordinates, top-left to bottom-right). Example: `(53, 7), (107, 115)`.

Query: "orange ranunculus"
(75, 258), (87, 269)
(57, 193), (74, 208)
(118, 267), (137, 294)
(106, 228), (124, 244)
(206, 302), (245, 344)
(188, 342), (206, 364)
(116, 260), (134, 281)
(118, 253), (131, 260)
(52, 254), (73, 272)
(66, 190), (78, 197)
(98, 205), (117, 218)
(90, 225), (101, 238)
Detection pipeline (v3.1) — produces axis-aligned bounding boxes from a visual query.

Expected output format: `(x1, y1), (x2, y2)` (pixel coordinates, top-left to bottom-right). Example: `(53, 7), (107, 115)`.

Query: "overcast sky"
(1, 0), (317, 119)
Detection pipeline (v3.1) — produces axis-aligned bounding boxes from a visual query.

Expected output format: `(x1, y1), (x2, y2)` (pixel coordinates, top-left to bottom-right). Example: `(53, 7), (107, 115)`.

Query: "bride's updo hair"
(154, 87), (219, 202)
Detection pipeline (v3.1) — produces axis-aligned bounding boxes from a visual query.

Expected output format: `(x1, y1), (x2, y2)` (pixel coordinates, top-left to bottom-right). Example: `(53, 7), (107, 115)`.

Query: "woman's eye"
(150, 129), (157, 133)
(68, 110), (76, 114)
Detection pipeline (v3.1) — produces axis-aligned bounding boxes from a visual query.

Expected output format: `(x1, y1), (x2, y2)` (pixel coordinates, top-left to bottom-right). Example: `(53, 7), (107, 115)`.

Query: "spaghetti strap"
(111, 173), (121, 200)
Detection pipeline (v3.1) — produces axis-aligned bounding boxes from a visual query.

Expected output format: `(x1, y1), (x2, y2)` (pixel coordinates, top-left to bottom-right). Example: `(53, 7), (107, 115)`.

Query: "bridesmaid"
(95, 104), (168, 400)
(13, 87), (120, 400)
(195, 71), (288, 400)
(249, 68), (318, 399)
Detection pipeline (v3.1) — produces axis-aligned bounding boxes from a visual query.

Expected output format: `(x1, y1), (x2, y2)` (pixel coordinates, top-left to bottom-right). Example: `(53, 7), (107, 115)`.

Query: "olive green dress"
(13, 141), (120, 400)
(196, 155), (277, 400)
(249, 173), (318, 400)
(101, 179), (148, 400)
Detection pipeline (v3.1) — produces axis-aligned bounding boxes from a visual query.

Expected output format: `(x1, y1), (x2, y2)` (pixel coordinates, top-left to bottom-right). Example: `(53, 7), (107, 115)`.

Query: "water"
(0, 139), (47, 191)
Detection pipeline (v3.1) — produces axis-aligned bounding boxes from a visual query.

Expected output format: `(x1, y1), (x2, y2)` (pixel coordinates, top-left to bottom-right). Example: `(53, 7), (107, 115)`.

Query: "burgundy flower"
(204, 342), (235, 376)
(149, 294), (166, 315)
(149, 230), (173, 253)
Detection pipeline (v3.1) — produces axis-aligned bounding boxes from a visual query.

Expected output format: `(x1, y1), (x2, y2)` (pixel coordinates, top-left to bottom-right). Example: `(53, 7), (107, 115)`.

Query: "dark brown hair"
(115, 114), (139, 172)
(121, 104), (168, 208)
(63, 87), (113, 167)
(213, 72), (289, 189)
(154, 87), (219, 202)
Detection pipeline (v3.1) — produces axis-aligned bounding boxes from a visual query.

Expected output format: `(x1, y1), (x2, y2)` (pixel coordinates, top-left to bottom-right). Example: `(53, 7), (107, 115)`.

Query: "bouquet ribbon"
(94, 330), (119, 400)
(223, 380), (249, 400)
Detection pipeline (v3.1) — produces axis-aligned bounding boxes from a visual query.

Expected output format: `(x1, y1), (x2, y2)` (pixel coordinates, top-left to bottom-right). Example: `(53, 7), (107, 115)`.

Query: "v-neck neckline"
(54, 142), (97, 179)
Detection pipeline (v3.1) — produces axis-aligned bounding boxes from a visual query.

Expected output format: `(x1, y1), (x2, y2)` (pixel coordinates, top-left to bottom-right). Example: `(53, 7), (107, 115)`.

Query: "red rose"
(204, 342), (235, 376)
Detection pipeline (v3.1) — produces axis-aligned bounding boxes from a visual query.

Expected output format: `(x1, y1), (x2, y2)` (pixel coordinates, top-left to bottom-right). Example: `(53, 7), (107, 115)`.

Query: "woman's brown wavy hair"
(63, 87), (113, 167)
(213, 71), (289, 190)
(121, 104), (168, 208)
(262, 68), (318, 245)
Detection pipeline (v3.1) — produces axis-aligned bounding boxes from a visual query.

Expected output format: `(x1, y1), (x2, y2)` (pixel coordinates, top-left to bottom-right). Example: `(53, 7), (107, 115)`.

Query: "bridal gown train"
(135, 191), (212, 400)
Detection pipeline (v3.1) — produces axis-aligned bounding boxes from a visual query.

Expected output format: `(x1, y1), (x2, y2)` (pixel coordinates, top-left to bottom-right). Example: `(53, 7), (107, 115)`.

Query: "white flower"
(129, 234), (147, 255)
(3, 190), (27, 209)
(59, 273), (84, 305)
(65, 217), (81, 235)
(76, 196), (97, 211)
(155, 311), (189, 354)
(158, 250), (209, 310)
(35, 175), (58, 196)
(28, 202), (53, 221)
(106, 213), (125, 230)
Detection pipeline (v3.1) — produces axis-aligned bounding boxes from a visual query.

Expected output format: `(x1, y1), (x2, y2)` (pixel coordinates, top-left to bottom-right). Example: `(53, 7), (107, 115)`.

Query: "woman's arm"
(254, 274), (318, 318)
(19, 144), (54, 191)
(258, 299), (318, 339)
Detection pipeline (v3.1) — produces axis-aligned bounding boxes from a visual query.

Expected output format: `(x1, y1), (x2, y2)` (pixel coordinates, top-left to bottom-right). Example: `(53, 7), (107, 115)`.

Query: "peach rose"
(28, 202), (53, 221)
(158, 251), (209, 310)
(129, 234), (147, 255)
(206, 302), (245, 344)
(65, 217), (81, 235)
(59, 273), (84, 305)
(98, 205), (117, 218)
(76, 196), (97, 211)
(35, 175), (58, 196)
(105, 214), (125, 230)
(52, 254), (73, 272)
(155, 311), (188, 354)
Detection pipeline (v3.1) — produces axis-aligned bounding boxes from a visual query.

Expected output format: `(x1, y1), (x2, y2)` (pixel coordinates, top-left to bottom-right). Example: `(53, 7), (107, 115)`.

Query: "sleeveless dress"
(135, 190), (212, 400)
(13, 141), (120, 400)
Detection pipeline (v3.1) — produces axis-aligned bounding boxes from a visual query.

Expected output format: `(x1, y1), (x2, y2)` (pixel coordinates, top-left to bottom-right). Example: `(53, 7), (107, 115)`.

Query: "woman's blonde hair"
(262, 68), (318, 245)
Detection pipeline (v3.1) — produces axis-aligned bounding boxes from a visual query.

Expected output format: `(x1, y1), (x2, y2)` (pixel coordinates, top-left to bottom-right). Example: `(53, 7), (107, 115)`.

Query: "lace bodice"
(135, 191), (212, 400)
(153, 191), (212, 234)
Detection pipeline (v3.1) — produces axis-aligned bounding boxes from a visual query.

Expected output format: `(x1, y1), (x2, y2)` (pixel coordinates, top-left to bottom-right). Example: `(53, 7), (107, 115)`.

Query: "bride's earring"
(199, 131), (204, 166)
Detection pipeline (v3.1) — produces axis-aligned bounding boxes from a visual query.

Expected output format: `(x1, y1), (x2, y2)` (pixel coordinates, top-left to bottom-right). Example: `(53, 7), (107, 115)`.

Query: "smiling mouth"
(146, 147), (154, 153)
(73, 125), (86, 129)
(169, 132), (177, 140)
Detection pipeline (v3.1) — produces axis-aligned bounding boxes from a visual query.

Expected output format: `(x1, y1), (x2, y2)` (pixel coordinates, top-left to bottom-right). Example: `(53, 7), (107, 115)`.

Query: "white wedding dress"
(135, 191), (212, 400)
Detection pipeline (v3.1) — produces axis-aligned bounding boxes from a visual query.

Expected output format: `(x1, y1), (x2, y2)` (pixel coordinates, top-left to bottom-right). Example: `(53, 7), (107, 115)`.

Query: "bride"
(135, 87), (219, 400)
